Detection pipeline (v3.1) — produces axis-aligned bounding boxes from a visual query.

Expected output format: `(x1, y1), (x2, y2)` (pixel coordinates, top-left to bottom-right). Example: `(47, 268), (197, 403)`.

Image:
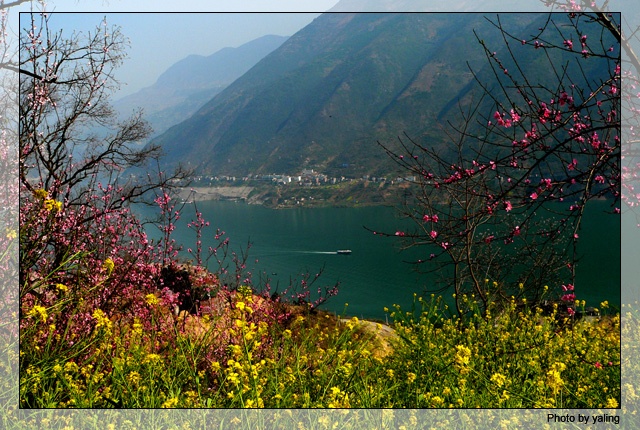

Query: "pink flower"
(530, 192), (538, 200)
(430, 230), (438, 239)
(395, 231), (406, 237)
(441, 242), (450, 250)
(567, 307), (575, 316)
(595, 362), (603, 369)
(504, 201), (513, 212)
(432, 214), (439, 223)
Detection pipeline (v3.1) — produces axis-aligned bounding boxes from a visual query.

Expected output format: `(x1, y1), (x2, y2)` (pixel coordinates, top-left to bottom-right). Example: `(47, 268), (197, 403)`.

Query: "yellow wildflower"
(490, 372), (508, 388)
(605, 398), (619, 409)
(92, 309), (113, 333)
(28, 305), (48, 323)
(34, 188), (48, 200)
(64, 362), (79, 373)
(454, 345), (472, 374)
(127, 371), (141, 385)
(43, 198), (62, 212)
(161, 397), (179, 408)
(102, 258), (115, 275)
(145, 293), (159, 306)
(144, 354), (161, 364)
(546, 362), (566, 395)
(55, 283), (68, 293)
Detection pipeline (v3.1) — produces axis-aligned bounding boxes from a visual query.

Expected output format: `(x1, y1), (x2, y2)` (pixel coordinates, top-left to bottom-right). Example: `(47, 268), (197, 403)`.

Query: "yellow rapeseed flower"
(145, 293), (159, 306)
(161, 397), (179, 408)
(92, 309), (113, 333)
(490, 372), (508, 388)
(127, 371), (141, 385)
(454, 345), (472, 374)
(546, 362), (566, 395)
(605, 398), (619, 408)
(55, 283), (68, 293)
(34, 188), (48, 200)
(102, 258), (115, 275)
(43, 198), (62, 212)
(28, 305), (48, 323)
(64, 362), (79, 373)
(143, 354), (161, 364)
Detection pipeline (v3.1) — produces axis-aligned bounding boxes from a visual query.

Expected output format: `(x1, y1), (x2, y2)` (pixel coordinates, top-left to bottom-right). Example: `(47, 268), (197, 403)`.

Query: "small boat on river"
(336, 250), (352, 255)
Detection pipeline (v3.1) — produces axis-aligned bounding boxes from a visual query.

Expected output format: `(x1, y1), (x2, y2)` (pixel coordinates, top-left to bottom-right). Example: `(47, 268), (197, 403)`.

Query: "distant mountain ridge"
(148, 12), (613, 178)
(114, 35), (288, 138)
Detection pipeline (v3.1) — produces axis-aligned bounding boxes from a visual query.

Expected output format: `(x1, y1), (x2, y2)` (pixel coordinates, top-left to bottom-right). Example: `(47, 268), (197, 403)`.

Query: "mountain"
(113, 35), (288, 138)
(148, 12), (613, 178)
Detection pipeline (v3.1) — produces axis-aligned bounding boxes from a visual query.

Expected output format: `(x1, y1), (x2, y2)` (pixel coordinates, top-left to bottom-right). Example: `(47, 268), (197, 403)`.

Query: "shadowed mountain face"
(148, 12), (612, 177)
(114, 35), (288, 138)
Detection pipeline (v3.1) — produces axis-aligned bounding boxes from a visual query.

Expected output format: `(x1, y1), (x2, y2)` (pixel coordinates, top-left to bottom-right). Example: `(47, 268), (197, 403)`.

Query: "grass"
(19, 288), (621, 409)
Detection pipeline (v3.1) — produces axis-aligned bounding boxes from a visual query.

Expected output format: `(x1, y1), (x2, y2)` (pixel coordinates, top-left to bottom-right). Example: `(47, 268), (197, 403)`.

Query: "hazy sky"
(15, 1), (341, 98)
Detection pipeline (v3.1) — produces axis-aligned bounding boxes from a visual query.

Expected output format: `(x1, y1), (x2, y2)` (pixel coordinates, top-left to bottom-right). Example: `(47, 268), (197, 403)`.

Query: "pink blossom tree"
(380, 9), (622, 317)
(17, 10), (191, 348)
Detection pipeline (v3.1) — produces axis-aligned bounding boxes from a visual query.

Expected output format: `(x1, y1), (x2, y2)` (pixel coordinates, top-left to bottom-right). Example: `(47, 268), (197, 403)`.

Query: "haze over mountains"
(144, 12), (613, 178)
(114, 35), (288, 138)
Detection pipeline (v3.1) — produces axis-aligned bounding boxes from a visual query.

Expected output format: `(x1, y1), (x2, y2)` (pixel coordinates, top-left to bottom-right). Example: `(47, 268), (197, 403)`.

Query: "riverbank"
(177, 180), (414, 208)
(176, 186), (255, 203)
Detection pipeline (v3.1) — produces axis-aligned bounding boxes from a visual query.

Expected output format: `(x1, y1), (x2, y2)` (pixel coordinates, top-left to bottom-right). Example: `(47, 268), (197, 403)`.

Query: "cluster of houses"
(186, 169), (418, 187)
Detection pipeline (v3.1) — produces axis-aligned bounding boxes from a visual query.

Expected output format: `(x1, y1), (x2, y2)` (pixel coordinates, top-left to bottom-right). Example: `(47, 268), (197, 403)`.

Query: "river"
(134, 199), (621, 321)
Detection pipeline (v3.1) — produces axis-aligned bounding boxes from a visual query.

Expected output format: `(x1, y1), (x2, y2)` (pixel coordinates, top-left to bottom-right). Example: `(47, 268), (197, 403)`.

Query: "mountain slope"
(149, 12), (612, 178)
(114, 35), (288, 138)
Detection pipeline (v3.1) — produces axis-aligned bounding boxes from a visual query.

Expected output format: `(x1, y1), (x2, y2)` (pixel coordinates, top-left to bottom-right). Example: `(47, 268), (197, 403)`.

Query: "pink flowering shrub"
(378, 11), (620, 317)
